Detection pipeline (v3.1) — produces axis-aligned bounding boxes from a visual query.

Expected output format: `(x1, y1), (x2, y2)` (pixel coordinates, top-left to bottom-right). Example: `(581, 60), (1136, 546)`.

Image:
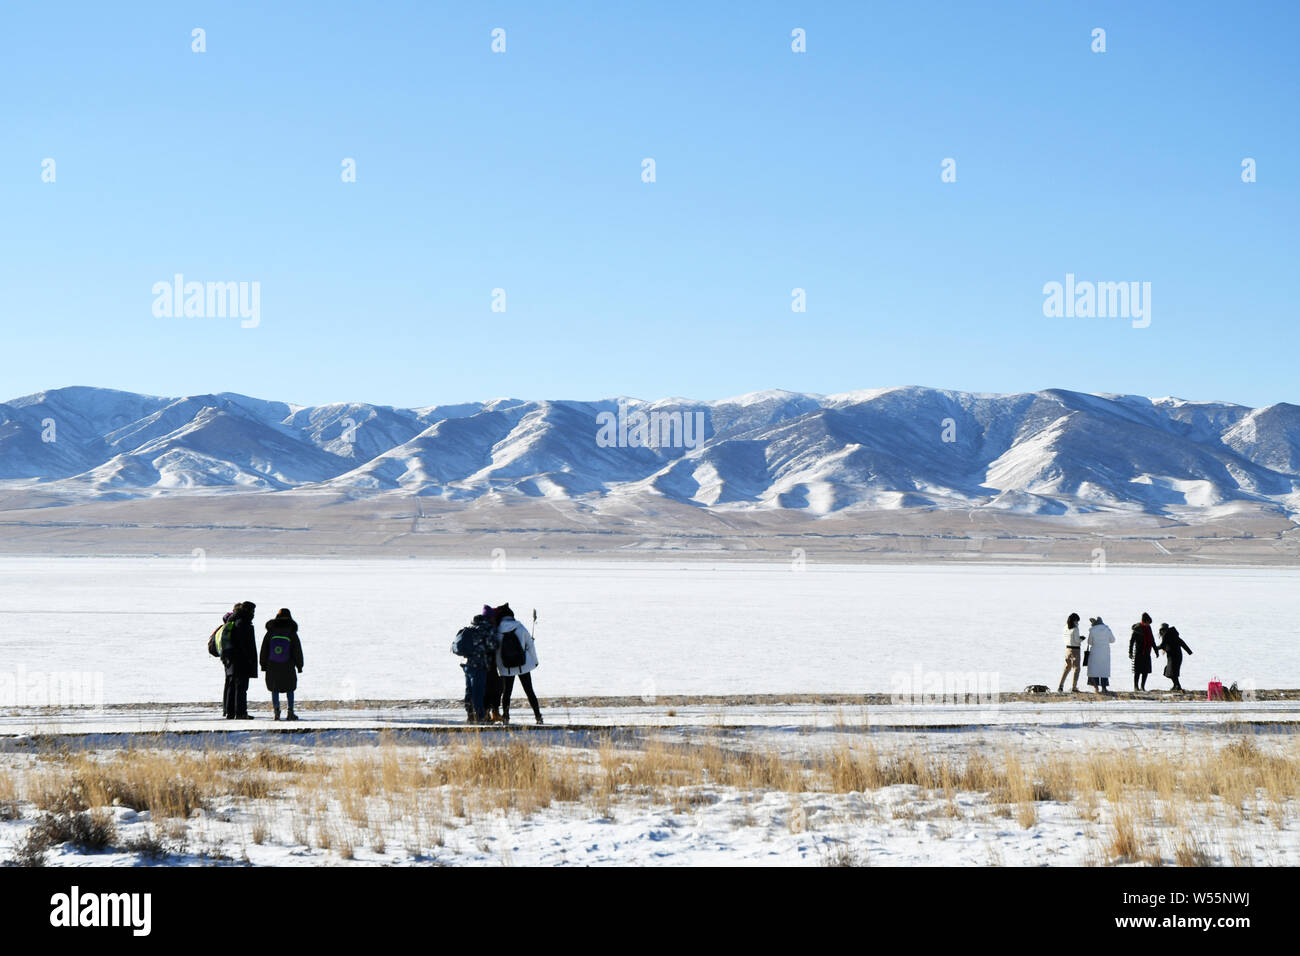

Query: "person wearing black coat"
(222, 600), (259, 719)
(259, 608), (304, 721)
(214, 602), (242, 716)
(1129, 612), (1156, 691)
(1157, 623), (1193, 691)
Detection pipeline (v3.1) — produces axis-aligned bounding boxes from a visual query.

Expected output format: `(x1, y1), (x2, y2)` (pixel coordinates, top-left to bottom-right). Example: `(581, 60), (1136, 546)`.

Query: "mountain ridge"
(2, 386), (1298, 520)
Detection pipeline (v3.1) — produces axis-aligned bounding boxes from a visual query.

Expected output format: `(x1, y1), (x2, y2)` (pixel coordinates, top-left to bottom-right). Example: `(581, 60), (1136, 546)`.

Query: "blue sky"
(2, 1), (1296, 409)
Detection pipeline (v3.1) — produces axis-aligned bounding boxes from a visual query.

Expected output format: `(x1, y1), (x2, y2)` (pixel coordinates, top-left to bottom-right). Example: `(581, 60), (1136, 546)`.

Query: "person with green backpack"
(221, 601), (259, 719)
(259, 608), (304, 721)
(208, 603), (243, 717)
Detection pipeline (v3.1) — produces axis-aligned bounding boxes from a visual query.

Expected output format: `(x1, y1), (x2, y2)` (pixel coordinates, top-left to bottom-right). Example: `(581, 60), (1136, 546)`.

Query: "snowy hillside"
(2, 386), (1299, 518)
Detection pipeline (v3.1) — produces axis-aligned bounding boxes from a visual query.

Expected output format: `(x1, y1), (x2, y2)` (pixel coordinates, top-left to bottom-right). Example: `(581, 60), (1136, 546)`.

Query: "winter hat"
(276, 608), (292, 620)
(1141, 612), (1152, 624)
(494, 603), (514, 620)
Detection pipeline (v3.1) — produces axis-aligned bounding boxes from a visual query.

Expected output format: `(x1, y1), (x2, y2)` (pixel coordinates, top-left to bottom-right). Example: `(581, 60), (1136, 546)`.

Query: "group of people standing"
(452, 603), (543, 725)
(209, 601), (305, 720)
(1059, 612), (1193, 694)
(207, 600), (544, 726)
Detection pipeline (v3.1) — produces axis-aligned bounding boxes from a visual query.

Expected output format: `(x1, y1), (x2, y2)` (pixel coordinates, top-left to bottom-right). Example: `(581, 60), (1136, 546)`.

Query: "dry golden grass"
(12, 734), (1300, 822)
(0, 768), (19, 820)
(1106, 807), (1143, 862)
(4, 730), (1298, 866)
(250, 812), (270, 846)
(16, 745), (308, 818)
(1170, 827), (1214, 867)
(0, 769), (17, 803)
(1001, 751), (1039, 829)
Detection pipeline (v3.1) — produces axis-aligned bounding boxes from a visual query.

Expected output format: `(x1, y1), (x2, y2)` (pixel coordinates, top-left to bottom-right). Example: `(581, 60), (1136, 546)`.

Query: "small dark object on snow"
(1024, 685), (1049, 694)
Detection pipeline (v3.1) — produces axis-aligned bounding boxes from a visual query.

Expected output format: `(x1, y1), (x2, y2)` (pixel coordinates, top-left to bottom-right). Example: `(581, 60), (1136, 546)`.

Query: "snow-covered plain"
(0, 557), (1296, 705)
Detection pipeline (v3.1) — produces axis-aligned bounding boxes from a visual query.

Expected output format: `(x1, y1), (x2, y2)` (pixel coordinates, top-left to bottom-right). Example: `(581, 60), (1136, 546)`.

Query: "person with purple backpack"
(259, 608), (304, 721)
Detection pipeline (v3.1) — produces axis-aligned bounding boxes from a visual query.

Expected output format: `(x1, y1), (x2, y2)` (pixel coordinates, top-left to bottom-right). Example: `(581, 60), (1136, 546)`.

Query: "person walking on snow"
(1129, 612), (1156, 692)
(260, 608), (304, 721)
(1058, 612), (1083, 693)
(1085, 616), (1115, 695)
(493, 603), (543, 725)
(1157, 623), (1193, 692)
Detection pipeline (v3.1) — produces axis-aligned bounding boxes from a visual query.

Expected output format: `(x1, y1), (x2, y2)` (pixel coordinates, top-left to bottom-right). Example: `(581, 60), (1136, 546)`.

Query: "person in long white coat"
(493, 603), (543, 725)
(1085, 616), (1116, 694)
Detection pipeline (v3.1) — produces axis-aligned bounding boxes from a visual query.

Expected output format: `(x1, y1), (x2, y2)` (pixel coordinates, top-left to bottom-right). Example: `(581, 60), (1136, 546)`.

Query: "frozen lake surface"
(0, 557), (1295, 704)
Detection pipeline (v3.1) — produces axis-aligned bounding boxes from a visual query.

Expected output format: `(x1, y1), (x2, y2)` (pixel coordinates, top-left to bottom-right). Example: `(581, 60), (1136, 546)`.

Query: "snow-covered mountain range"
(3, 386), (1299, 518)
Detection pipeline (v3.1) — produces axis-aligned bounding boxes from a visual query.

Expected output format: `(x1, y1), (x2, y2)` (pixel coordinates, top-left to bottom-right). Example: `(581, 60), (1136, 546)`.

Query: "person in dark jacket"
(215, 602), (243, 716)
(222, 600), (259, 719)
(458, 606), (500, 724)
(1157, 623), (1193, 691)
(1129, 612), (1156, 691)
(259, 608), (304, 721)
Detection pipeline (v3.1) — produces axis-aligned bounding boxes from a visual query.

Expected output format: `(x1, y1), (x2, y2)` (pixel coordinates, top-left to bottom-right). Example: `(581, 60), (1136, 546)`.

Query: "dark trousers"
(223, 675), (249, 717)
(501, 672), (541, 722)
(485, 668), (503, 716)
(463, 666), (487, 720)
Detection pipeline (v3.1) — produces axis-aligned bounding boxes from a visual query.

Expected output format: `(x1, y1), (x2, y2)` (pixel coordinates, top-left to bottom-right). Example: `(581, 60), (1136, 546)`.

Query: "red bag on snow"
(1207, 677), (1224, 701)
